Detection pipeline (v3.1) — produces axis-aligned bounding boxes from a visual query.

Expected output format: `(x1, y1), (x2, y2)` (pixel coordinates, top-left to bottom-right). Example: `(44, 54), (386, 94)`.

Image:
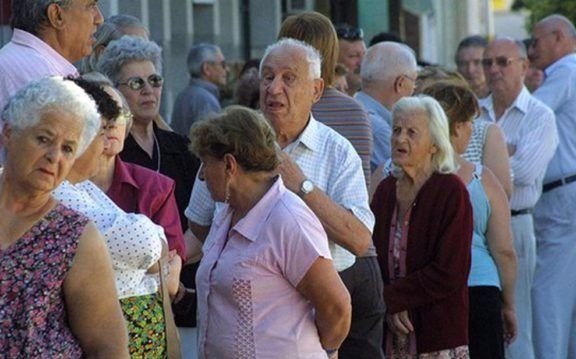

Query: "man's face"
(58, 0), (104, 62)
(259, 45), (323, 134)
(204, 50), (228, 88)
(338, 39), (366, 74)
(456, 46), (486, 89)
(528, 23), (557, 70)
(483, 40), (527, 96)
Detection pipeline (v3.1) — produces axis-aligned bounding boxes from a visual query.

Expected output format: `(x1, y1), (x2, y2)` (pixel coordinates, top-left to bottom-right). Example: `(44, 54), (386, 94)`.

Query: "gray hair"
(187, 43), (222, 78)
(11, 0), (72, 35)
(77, 15), (148, 74)
(260, 38), (322, 79)
(361, 42), (417, 85)
(2, 76), (101, 158)
(392, 95), (457, 175)
(97, 35), (163, 84)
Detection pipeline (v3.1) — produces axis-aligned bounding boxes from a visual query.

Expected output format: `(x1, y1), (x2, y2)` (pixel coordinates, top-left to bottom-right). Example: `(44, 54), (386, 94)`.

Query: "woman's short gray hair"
(392, 95), (457, 175)
(260, 38), (322, 79)
(97, 35), (163, 84)
(2, 76), (101, 158)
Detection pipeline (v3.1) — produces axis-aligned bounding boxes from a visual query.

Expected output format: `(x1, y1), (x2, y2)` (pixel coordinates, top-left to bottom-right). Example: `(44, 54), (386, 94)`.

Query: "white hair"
(260, 38), (322, 79)
(361, 42), (417, 85)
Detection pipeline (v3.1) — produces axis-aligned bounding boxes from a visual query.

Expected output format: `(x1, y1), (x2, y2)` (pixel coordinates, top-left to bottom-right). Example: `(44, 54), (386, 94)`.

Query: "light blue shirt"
(185, 115), (374, 271)
(354, 91), (392, 172)
(533, 53), (576, 183)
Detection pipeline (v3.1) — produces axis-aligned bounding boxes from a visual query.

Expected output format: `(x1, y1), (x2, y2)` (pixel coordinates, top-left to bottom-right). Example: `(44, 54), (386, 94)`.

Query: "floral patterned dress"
(0, 203), (87, 358)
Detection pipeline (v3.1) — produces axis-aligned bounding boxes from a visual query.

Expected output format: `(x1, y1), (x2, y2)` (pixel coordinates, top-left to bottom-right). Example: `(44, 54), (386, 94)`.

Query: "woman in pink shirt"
(190, 106), (351, 359)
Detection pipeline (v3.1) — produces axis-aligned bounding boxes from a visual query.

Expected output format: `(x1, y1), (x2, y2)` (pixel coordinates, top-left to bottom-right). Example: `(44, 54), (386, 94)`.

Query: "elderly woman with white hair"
(0, 77), (128, 357)
(371, 96), (474, 357)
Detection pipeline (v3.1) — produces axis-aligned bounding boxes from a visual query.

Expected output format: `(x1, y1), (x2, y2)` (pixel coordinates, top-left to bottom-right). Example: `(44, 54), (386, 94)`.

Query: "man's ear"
(311, 78), (325, 103)
(46, 3), (65, 29)
(223, 153), (238, 176)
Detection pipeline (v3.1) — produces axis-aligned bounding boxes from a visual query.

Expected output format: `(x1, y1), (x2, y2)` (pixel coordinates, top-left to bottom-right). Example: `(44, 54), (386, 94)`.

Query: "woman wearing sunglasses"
(97, 35), (200, 235)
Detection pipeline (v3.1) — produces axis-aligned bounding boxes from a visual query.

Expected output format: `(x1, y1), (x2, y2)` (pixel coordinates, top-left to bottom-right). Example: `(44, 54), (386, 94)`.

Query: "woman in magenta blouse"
(371, 96), (473, 357)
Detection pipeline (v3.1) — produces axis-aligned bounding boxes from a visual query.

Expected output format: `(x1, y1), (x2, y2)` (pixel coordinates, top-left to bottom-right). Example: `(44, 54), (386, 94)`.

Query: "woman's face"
(391, 109), (437, 170)
(117, 60), (162, 124)
(3, 110), (84, 192)
(198, 155), (227, 202)
(71, 119), (109, 181)
(451, 120), (473, 155)
(103, 86), (129, 157)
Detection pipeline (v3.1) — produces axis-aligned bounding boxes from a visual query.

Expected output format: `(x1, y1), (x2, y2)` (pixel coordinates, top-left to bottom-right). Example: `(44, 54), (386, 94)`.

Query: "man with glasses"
(336, 24), (366, 96)
(171, 43), (227, 136)
(354, 42), (418, 174)
(478, 37), (558, 359)
(455, 35), (490, 99)
(528, 14), (576, 359)
(0, 0), (103, 114)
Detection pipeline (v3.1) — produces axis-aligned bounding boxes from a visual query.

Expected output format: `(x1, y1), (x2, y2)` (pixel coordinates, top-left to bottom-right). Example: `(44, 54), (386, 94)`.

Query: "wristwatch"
(298, 179), (314, 197)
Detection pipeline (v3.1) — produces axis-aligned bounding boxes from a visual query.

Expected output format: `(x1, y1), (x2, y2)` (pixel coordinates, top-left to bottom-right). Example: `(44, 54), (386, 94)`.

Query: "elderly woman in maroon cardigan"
(371, 95), (473, 357)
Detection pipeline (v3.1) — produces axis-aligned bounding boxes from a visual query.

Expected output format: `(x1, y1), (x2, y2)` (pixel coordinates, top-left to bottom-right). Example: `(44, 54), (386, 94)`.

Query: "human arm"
(63, 222), (129, 358)
(482, 124), (513, 199)
(297, 257), (351, 351)
(184, 174), (215, 243)
(482, 168), (518, 344)
(278, 152), (372, 256)
(184, 228), (204, 263)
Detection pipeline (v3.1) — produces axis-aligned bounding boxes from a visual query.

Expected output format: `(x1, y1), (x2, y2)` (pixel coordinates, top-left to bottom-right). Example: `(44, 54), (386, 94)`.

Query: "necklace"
(152, 131), (161, 173)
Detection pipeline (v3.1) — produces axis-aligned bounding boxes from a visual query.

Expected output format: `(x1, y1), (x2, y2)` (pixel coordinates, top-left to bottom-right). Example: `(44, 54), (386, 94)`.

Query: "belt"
(511, 208), (532, 216)
(542, 174), (576, 193)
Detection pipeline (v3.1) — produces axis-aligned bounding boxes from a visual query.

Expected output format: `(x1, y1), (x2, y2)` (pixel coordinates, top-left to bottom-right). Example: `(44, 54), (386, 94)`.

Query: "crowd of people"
(0, 1), (575, 359)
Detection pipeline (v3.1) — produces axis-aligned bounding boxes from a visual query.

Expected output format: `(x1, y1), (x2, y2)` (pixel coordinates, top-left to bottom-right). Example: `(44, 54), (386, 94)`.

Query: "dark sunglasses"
(118, 74), (164, 91)
(481, 57), (523, 68)
(336, 26), (364, 41)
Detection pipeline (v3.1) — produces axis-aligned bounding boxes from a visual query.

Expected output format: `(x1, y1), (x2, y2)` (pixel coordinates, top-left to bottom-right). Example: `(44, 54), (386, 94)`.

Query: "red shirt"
(107, 157), (186, 260)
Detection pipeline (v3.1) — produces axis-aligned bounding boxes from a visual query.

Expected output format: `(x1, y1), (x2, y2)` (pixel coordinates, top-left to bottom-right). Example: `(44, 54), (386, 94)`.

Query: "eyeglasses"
(481, 57), (524, 68)
(118, 74), (164, 91)
(336, 26), (364, 41)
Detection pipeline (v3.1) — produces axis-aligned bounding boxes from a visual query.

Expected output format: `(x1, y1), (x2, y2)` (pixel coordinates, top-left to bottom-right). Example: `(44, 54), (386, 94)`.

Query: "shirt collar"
(480, 86), (531, 121)
(12, 29), (78, 77)
(231, 176), (285, 242)
(286, 114), (322, 153)
(113, 157), (140, 189)
(544, 53), (576, 77)
(189, 77), (220, 98)
(355, 91), (390, 121)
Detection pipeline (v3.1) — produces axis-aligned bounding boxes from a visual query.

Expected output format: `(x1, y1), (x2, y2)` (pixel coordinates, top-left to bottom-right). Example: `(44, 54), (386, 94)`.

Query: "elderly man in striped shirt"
(478, 36), (558, 359)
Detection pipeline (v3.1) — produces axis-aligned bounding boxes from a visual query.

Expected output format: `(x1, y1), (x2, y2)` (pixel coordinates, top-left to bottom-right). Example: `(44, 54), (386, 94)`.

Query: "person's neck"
(66, 169), (88, 185)
(275, 117), (308, 149)
(37, 29), (74, 63)
(0, 174), (54, 217)
(90, 155), (116, 193)
(130, 120), (155, 157)
(229, 173), (276, 225)
(400, 162), (434, 188)
(472, 83), (490, 99)
(492, 87), (521, 121)
(363, 86), (396, 111)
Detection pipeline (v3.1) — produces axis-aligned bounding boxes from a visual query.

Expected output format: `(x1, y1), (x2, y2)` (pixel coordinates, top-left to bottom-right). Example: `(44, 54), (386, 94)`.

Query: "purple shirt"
(0, 29), (78, 112)
(196, 177), (331, 358)
(107, 157), (186, 260)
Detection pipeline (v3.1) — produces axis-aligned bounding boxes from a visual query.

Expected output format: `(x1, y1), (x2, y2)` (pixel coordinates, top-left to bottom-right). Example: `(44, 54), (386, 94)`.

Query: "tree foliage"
(512, 0), (576, 31)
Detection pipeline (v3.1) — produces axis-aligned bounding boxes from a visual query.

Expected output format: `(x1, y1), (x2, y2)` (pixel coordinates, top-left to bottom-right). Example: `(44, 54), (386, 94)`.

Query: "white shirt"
(53, 180), (165, 299)
(185, 115), (375, 271)
(478, 86), (558, 209)
(533, 53), (576, 183)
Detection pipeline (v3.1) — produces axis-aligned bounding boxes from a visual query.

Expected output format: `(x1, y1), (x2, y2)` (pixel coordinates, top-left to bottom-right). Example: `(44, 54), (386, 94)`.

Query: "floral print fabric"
(0, 203), (88, 358)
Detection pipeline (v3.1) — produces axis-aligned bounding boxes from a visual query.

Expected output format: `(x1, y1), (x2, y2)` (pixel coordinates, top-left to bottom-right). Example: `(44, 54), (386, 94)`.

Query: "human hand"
(277, 152), (306, 194)
(386, 310), (414, 335)
(166, 250), (182, 297)
(502, 304), (517, 345)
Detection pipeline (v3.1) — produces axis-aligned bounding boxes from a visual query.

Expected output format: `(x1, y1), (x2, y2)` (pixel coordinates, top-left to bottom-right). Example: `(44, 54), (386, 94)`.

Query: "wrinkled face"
(483, 40), (527, 95)
(528, 23), (557, 70)
(59, 0), (104, 62)
(117, 60), (162, 124)
(338, 39), (366, 74)
(2, 110), (83, 192)
(71, 119), (109, 181)
(456, 46), (486, 89)
(198, 155), (227, 202)
(102, 86), (129, 157)
(391, 109), (437, 170)
(259, 46), (323, 134)
(204, 50), (228, 87)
